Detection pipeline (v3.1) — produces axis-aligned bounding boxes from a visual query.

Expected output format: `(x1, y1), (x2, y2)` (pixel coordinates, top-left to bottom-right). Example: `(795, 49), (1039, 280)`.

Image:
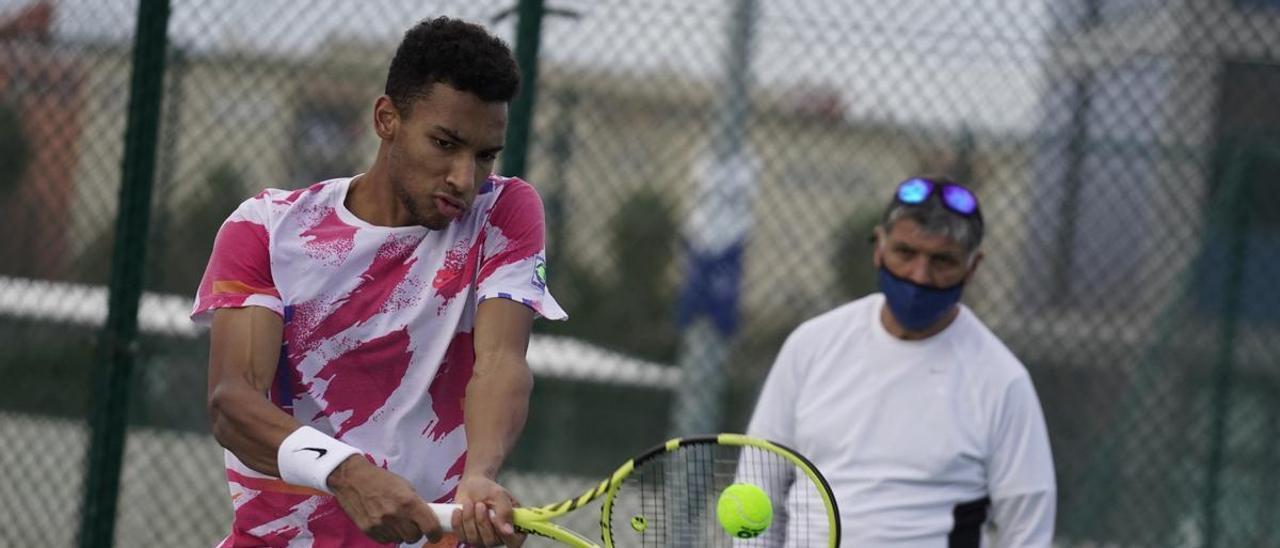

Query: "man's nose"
(904, 257), (933, 286)
(446, 158), (476, 194)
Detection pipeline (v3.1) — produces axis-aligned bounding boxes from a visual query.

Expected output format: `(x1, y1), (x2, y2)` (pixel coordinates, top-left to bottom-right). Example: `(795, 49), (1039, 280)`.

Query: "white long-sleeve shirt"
(747, 294), (1056, 547)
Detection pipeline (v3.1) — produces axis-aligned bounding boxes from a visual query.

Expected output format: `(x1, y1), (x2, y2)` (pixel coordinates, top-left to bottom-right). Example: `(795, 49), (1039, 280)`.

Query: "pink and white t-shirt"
(192, 174), (565, 547)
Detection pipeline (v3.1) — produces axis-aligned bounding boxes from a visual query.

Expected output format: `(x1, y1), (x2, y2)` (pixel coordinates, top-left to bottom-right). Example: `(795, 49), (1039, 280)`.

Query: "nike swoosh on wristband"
(296, 447), (328, 458)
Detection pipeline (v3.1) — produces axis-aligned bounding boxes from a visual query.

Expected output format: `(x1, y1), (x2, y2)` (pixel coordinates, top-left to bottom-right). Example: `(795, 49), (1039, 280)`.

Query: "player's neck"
(346, 161), (412, 227)
(879, 304), (959, 341)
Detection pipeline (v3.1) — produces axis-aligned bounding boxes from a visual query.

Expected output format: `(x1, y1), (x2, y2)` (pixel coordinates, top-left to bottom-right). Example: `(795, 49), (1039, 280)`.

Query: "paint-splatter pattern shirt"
(192, 175), (565, 547)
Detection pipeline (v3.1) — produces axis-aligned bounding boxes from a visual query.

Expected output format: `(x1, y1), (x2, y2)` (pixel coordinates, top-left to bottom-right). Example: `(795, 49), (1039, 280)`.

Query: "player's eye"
(433, 138), (456, 150)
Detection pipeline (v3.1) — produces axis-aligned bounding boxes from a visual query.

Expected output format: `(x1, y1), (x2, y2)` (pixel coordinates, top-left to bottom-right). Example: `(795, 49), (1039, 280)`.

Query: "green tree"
(76, 161), (246, 293)
(600, 188), (679, 360)
(832, 207), (881, 300)
(0, 102), (29, 196)
(148, 162), (247, 294)
(0, 102), (34, 277)
(538, 188), (680, 362)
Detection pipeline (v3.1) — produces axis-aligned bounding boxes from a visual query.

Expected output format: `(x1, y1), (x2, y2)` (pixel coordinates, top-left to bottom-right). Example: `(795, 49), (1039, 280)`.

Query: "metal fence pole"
(77, 0), (171, 545)
(670, 0), (758, 437)
(500, 0), (545, 179)
(1202, 144), (1253, 548)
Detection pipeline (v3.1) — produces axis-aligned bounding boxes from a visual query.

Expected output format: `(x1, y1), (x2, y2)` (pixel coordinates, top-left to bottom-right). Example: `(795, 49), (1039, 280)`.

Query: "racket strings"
(607, 443), (832, 547)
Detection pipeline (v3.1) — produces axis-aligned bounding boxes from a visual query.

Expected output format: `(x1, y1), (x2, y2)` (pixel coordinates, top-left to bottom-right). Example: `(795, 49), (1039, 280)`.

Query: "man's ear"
(964, 249), (985, 283)
(872, 225), (885, 269)
(373, 95), (399, 140)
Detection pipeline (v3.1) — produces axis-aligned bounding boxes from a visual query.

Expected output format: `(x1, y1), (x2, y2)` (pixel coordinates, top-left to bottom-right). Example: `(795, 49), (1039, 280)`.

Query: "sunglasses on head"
(895, 177), (980, 217)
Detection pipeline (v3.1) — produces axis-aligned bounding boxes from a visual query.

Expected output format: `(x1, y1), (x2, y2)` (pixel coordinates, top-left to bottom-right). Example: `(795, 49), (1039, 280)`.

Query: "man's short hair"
(879, 177), (985, 255)
(385, 16), (520, 114)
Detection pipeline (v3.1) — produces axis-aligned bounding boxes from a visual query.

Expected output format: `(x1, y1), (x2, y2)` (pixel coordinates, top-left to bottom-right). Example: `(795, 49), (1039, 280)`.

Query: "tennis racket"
(428, 433), (840, 547)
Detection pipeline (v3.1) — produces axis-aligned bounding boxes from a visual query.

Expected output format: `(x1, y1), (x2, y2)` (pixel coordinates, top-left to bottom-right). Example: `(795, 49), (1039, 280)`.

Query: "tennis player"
(747, 177), (1055, 547)
(193, 17), (565, 547)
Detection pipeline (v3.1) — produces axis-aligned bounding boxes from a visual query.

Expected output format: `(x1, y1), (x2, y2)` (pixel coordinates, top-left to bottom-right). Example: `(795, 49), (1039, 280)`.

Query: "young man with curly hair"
(195, 17), (564, 547)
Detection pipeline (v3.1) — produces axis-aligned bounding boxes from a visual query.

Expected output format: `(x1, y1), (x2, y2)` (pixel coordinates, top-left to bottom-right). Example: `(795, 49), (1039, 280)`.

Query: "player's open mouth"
(433, 194), (466, 219)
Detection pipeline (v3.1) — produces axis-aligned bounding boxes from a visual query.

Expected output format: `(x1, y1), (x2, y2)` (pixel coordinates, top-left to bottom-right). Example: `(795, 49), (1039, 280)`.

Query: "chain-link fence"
(2, 0), (1279, 546)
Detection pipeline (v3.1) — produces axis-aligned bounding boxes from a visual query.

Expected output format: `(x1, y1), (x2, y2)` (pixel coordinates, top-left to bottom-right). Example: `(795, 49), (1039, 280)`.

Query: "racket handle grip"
(427, 503), (503, 533)
(428, 503), (460, 533)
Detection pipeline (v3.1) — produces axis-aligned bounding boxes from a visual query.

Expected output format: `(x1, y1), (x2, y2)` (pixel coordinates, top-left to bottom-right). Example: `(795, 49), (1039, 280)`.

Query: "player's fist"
(328, 456), (444, 544)
(453, 474), (525, 547)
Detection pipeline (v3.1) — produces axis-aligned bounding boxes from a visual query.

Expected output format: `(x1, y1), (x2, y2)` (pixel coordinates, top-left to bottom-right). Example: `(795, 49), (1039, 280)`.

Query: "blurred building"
(0, 1), (84, 279)
(64, 39), (385, 263)
(528, 64), (1032, 338)
(1026, 0), (1280, 542)
(10, 1), (1031, 324)
(1027, 0), (1280, 331)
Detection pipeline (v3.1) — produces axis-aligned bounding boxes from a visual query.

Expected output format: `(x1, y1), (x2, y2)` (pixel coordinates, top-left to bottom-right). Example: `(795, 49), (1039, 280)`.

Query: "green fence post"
(77, 0), (171, 546)
(1202, 143), (1253, 548)
(500, 0), (545, 179)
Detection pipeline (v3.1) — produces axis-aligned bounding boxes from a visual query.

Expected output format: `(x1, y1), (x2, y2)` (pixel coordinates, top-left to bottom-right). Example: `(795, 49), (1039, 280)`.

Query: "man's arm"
(452, 297), (535, 547)
(990, 491), (1055, 547)
(987, 375), (1057, 547)
(207, 307), (442, 545)
(744, 328), (806, 546)
(745, 328), (804, 446)
(207, 306), (295, 474)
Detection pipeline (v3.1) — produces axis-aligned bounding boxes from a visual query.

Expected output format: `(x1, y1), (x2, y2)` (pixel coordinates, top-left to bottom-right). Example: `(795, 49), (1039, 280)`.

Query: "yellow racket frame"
(500, 433), (841, 547)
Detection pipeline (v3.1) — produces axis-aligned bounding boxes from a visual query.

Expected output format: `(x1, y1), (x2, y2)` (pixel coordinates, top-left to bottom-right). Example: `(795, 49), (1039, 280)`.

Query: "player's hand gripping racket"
(429, 433), (840, 547)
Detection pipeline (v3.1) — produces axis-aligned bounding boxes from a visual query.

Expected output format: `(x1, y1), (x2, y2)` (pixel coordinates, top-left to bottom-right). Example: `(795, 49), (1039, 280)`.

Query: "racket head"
(600, 433), (840, 547)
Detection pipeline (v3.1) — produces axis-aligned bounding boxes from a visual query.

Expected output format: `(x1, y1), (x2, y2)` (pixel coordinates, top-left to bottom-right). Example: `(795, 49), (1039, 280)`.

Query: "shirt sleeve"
(989, 490), (1056, 547)
(190, 196), (284, 324)
(745, 328), (806, 447)
(743, 327), (810, 546)
(987, 375), (1057, 546)
(475, 179), (567, 320)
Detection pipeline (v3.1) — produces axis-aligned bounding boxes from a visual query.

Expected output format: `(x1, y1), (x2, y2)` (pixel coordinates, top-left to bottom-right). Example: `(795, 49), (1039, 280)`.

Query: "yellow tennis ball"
(716, 483), (773, 538)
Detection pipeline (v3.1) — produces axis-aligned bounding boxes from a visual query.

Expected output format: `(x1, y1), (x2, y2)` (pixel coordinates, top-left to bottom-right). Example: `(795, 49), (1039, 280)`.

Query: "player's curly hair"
(385, 16), (519, 114)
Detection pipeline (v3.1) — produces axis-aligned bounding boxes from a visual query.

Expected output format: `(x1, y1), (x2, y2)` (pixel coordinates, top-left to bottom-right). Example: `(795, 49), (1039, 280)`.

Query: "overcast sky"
(4, 0), (1056, 133)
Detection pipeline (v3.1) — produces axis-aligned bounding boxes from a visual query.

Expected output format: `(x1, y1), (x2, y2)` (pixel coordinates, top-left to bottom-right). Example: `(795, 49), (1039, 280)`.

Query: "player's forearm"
(461, 355), (533, 480)
(208, 381), (302, 476)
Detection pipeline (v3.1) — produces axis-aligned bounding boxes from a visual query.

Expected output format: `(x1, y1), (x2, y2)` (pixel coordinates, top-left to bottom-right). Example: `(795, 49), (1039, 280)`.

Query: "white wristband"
(277, 426), (363, 494)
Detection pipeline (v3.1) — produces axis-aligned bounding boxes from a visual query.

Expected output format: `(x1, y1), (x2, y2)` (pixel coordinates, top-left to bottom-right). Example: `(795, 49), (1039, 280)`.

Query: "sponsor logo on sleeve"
(532, 256), (547, 290)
